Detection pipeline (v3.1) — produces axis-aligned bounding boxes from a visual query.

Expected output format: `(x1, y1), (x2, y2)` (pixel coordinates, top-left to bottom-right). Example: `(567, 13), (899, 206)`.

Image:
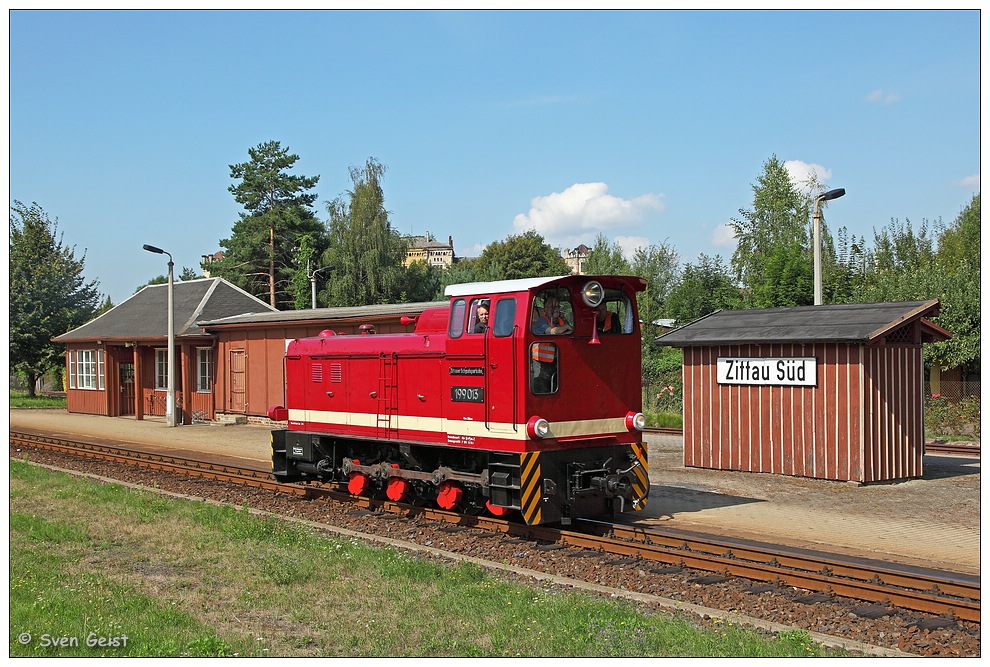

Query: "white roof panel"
(444, 276), (568, 298)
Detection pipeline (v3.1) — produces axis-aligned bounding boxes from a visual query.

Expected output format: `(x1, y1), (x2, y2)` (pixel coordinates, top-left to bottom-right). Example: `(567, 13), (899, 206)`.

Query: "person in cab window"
(594, 302), (620, 334)
(534, 297), (572, 335)
(474, 303), (489, 333)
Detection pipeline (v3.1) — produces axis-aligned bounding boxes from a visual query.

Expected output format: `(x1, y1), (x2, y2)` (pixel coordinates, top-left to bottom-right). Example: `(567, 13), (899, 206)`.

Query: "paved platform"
(640, 434), (980, 575)
(8, 409), (981, 575)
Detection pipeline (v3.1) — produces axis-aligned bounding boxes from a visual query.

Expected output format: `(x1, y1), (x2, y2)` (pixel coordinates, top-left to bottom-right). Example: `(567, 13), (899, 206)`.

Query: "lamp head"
(818, 188), (846, 202)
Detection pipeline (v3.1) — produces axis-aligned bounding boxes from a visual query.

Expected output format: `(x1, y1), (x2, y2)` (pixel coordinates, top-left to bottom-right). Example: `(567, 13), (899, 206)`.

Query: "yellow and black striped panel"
(520, 452), (542, 525)
(629, 442), (649, 510)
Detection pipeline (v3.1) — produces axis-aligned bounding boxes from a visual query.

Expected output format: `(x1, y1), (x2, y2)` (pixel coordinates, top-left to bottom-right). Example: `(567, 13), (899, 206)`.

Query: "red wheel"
(386, 477), (411, 502)
(436, 480), (463, 510)
(485, 500), (513, 517)
(347, 472), (370, 496)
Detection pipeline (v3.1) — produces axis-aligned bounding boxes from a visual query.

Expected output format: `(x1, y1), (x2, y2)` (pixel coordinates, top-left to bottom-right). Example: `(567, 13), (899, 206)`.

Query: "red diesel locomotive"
(270, 274), (650, 525)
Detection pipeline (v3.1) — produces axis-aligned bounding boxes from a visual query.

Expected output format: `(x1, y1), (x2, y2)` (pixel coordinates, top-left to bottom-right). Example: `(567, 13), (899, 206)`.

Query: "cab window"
(531, 289), (574, 336)
(469, 299), (490, 334)
(492, 298), (516, 337)
(596, 291), (635, 335)
(448, 298), (466, 338)
(530, 342), (558, 395)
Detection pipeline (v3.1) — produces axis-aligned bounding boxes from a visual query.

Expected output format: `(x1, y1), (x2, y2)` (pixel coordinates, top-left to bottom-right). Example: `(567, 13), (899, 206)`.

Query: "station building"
(54, 277), (441, 424)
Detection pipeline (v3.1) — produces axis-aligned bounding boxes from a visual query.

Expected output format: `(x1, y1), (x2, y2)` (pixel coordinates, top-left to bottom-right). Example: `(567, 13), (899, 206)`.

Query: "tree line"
(9, 145), (980, 396)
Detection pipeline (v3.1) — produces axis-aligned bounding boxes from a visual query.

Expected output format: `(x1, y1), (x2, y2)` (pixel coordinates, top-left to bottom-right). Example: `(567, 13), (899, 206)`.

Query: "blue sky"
(9, 9), (983, 306)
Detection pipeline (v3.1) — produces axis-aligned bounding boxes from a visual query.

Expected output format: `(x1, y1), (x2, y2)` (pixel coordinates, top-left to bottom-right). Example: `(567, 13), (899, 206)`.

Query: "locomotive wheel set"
(270, 275), (650, 525)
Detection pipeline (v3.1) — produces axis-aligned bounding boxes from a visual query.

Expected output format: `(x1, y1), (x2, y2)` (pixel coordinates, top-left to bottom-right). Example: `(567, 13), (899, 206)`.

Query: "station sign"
(716, 357), (817, 387)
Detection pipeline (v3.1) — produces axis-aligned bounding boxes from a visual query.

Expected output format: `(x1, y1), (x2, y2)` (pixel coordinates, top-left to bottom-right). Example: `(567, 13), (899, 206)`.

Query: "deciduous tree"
(730, 155), (815, 307)
(475, 230), (570, 280)
(855, 196), (980, 374)
(665, 253), (737, 324)
(583, 233), (631, 275)
(320, 158), (407, 306)
(10, 201), (100, 395)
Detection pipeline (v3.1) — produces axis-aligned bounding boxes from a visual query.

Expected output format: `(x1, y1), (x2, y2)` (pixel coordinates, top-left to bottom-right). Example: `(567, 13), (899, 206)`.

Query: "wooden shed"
(199, 301), (447, 422)
(656, 300), (951, 483)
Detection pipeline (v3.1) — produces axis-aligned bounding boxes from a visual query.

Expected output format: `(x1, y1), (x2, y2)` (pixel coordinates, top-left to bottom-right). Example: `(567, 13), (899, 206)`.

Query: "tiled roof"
(656, 300), (950, 346)
(54, 278), (275, 342)
(199, 301), (448, 327)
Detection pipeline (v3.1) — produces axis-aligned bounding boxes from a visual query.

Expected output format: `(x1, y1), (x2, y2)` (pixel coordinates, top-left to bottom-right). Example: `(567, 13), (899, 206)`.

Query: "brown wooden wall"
(211, 321), (416, 418)
(861, 345), (925, 483)
(64, 344), (110, 415)
(65, 340), (217, 423)
(682, 341), (924, 483)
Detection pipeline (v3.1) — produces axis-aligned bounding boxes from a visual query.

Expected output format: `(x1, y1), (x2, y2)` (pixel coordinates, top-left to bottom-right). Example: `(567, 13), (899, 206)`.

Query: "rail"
(643, 427), (980, 458)
(10, 429), (979, 623)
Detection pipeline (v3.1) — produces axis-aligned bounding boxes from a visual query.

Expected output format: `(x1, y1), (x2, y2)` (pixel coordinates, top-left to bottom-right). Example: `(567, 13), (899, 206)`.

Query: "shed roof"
(54, 278), (275, 343)
(198, 301), (448, 328)
(656, 299), (951, 347)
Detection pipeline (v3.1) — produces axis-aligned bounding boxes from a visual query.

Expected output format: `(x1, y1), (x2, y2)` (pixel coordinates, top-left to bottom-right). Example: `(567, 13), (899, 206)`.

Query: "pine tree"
(210, 141), (326, 309)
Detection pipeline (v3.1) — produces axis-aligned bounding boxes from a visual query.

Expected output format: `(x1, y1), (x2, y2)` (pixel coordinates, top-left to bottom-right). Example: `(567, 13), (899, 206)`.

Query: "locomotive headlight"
(527, 416), (552, 439)
(625, 411), (647, 431)
(581, 281), (605, 307)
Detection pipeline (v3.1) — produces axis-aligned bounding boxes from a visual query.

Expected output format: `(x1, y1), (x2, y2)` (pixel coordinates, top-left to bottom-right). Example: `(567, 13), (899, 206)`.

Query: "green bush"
(925, 395), (980, 439)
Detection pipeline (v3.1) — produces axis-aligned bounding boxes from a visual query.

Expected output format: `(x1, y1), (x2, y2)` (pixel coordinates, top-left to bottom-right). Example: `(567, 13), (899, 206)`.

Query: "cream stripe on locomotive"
(287, 409), (630, 441)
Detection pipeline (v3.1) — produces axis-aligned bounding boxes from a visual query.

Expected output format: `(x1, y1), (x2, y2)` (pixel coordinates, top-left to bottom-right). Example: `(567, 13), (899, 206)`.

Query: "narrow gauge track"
(643, 427), (980, 458)
(10, 430), (979, 624)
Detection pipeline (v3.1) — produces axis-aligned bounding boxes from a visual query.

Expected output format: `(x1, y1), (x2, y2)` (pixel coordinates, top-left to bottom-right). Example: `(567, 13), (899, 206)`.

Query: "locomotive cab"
(272, 275), (650, 525)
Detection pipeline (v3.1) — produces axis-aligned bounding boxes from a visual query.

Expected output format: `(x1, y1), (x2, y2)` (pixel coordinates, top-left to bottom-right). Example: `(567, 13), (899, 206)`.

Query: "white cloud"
(615, 235), (650, 259)
(711, 223), (736, 248)
(958, 174), (980, 190)
(513, 182), (665, 250)
(784, 160), (833, 195)
(459, 242), (487, 258)
(866, 88), (901, 104)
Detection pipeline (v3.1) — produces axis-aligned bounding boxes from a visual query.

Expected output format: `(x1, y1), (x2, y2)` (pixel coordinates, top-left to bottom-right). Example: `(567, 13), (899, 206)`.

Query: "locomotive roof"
(444, 275), (568, 298)
(656, 299), (951, 347)
(444, 274), (646, 298)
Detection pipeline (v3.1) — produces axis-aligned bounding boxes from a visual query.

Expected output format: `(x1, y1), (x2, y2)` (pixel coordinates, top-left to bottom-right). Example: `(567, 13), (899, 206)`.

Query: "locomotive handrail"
(483, 323), (491, 432)
(511, 323), (519, 432)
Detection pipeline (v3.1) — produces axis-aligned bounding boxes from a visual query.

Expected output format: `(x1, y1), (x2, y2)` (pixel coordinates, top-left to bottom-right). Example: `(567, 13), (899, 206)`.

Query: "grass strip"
(9, 459), (845, 657)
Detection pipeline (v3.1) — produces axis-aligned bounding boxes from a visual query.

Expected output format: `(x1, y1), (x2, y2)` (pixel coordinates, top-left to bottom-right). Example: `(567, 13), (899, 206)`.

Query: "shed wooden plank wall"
(684, 343), (867, 482)
(683, 341), (925, 482)
(862, 345), (925, 482)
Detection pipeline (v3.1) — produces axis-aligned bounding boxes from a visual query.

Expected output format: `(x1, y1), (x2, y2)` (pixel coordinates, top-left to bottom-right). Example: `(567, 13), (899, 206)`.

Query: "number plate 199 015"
(451, 386), (484, 403)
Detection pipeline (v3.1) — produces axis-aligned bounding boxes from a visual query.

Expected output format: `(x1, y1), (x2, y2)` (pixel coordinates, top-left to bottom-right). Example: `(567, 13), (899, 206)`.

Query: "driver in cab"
(533, 296), (572, 335)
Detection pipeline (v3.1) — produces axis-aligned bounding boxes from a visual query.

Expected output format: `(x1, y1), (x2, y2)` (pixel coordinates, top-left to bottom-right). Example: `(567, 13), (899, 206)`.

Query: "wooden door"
(229, 349), (246, 413)
(119, 363), (135, 415)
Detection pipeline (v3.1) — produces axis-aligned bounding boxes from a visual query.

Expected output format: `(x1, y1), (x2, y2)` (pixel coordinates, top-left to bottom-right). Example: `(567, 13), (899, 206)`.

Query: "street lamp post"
(308, 262), (335, 309)
(143, 244), (177, 427)
(813, 188), (846, 306)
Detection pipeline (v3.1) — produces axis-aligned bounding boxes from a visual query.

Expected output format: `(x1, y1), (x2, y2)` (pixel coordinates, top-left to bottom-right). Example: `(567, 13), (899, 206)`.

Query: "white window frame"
(69, 348), (104, 390)
(155, 348), (168, 390)
(196, 347), (213, 392)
